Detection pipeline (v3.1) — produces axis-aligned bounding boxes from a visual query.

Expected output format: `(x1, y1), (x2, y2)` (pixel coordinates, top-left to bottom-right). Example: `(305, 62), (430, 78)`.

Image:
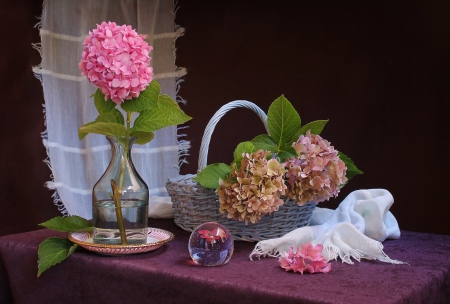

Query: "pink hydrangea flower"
(79, 21), (153, 104)
(279, 243), (331, 274)
(283, 130), (347, 206)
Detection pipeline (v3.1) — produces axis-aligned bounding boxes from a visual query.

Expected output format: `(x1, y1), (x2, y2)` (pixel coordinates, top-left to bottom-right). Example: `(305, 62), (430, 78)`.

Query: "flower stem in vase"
(110, 179), (128, 245)
(110, 111), (133, 245)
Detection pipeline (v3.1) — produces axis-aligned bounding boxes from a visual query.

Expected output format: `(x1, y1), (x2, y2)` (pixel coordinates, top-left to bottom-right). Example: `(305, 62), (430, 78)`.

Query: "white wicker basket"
(166, 100), (316, 242)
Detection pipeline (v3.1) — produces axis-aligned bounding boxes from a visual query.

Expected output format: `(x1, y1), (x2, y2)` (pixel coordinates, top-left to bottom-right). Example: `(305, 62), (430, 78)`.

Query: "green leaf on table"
(39, 215), (92, 232)
(193, 163), (232, 189)
(267, 95), (301, 148)
(338, 152), (363, 181)
(291, 120), (329, 142)
(94, 89), (116, 114)
(233, 141), (257, 164)
(37, 237), (78, 277)
(250, 134), (277, 153)
(95, 109), (125, 125)
(121, 81), (160, 112)
(78, 121), (127, 138)
(130, 130), (155, 145)
(132, 96), (192, 132)
(277, 145), (298, 162)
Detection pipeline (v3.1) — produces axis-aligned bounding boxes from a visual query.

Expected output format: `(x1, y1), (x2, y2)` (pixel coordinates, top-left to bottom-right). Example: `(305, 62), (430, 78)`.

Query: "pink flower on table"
(279, 243), (331, 274)
(79, 21), (153, 104)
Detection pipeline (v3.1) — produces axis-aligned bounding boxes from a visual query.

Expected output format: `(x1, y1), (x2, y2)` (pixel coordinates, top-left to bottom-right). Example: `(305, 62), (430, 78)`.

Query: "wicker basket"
(166, 100), (316, 242)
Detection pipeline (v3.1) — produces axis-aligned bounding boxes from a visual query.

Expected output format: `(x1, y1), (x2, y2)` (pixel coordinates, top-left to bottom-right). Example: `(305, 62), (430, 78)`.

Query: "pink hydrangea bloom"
(79, 22), (153, 104)
(279, 243), (331, 274)
(216, 150), (287, 224)
(283, 130), (348, 206)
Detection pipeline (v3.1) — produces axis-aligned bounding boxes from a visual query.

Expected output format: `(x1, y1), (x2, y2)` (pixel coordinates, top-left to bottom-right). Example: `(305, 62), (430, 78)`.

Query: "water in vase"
(93, 199), (148, 245)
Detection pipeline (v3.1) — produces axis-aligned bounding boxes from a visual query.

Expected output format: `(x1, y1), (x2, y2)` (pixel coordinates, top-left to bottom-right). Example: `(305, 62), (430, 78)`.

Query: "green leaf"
(291, 120), (329, 142)
(37, 237), (78, 277)
(78, 121), (96, 140)
(193, 163), (232, 189)
(39, 215), (92, 232)
(233, 141), (257, 164)
(339, 152), (364, 180)
(267, 95), (301, 149)
(95, 109), (125, 125)
(78, 121), (127, 138)
(94, 89), (116, 114)
(130, 130), (155, 145)
(250, 134), (277, 153)
(158, 94), (183, 108)
(277, 145), (298, 162)
(121, 81), (161, 112)
(132, 96), (192, 132)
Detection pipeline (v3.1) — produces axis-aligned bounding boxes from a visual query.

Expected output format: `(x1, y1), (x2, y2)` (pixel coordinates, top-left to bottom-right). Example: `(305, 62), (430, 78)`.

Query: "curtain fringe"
(174, 0), (190, 170)
(33, 12), (69, 217)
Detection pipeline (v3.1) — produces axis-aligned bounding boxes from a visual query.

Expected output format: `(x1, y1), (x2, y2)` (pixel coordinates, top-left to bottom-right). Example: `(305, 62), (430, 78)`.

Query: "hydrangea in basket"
(194, 95), (362, 225)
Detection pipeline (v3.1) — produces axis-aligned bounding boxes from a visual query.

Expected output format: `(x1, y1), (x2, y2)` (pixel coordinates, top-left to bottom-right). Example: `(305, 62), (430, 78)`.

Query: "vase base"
(68, 228), (175, 255)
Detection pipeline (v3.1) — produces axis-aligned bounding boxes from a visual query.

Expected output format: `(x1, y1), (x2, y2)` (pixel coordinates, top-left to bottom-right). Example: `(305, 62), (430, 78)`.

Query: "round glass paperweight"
(188, 222), (234, 266)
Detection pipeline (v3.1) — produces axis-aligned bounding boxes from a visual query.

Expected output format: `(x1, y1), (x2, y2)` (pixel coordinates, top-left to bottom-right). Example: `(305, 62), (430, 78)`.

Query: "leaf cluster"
(194, 95), (362, 189)
(78, 81), (192, 145)
(37, 216), (92, 277)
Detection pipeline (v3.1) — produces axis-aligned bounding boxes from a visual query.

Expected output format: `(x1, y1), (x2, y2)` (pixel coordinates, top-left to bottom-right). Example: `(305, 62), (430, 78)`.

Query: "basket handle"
(197, 100), (268, 172)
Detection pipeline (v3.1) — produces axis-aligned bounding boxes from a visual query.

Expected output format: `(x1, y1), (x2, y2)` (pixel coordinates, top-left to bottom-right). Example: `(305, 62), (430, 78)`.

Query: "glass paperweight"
(188, 222), (234, 266)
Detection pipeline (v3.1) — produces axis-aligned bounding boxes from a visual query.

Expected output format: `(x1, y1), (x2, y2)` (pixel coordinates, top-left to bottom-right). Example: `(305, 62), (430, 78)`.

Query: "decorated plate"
(68, 228), (174, 256)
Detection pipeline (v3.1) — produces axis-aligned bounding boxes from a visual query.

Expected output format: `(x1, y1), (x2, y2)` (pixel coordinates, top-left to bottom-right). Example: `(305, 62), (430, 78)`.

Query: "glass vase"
(92, 136), (149, 245)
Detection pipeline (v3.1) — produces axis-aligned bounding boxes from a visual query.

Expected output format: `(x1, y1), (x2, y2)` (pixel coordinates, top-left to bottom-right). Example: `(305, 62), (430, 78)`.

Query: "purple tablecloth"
(1, 219), (449, 304)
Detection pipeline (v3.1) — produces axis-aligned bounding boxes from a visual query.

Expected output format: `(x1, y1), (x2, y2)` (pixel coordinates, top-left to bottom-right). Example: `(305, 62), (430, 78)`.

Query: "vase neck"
(106, 135), (136, 148)
(96, 135), (148, 192)
(106, 136), (136, 155)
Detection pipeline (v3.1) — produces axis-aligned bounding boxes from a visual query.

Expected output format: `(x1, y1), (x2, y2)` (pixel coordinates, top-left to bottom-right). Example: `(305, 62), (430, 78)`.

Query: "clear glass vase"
(92, 136), (149, 245)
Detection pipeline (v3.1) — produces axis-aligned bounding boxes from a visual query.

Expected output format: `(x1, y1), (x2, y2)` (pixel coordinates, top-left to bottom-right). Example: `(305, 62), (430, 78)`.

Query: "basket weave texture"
(166, 100), (316, 242)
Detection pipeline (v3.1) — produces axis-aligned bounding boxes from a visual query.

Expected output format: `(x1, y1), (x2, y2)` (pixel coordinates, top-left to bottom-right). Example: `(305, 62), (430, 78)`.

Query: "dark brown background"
(1, 0), (448, 237)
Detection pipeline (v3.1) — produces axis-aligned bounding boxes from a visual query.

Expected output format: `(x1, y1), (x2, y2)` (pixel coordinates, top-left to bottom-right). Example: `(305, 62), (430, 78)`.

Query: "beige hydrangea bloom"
(216, 150), (287, 224)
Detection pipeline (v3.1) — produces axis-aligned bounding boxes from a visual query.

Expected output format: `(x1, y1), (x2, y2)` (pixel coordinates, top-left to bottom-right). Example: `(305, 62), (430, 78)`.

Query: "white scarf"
(250, 189), (405, 264)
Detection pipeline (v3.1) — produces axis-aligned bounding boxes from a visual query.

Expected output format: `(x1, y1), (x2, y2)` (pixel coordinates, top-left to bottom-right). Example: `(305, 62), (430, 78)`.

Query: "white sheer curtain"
(33, 0), (188, 219)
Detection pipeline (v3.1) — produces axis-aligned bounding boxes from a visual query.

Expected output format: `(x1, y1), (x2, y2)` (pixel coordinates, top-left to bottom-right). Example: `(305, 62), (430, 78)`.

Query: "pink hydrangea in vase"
(36, 21), (192, 276)
(78, 21), (191, 245)
(279, 243), (331, 274)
